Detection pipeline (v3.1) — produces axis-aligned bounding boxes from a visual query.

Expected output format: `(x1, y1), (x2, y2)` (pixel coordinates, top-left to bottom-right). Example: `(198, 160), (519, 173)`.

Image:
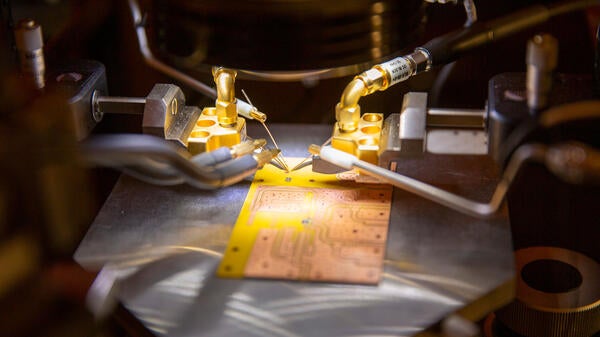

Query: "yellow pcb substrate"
(217, 158), (392, 284)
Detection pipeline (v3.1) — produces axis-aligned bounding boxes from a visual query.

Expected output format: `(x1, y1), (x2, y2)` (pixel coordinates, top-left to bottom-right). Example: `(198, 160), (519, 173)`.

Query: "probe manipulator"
(335, 0), (599, 135)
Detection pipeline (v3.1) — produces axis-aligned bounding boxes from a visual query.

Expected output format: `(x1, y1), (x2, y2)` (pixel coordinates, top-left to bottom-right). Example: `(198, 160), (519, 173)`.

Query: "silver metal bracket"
(314, 92), (489, 173)
(379, 92), (488, 169)
(142, 84), (201, 148)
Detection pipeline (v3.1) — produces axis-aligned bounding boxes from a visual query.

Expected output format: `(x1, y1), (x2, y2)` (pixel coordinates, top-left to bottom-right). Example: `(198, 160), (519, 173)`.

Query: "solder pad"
(217, 159), (393, 285)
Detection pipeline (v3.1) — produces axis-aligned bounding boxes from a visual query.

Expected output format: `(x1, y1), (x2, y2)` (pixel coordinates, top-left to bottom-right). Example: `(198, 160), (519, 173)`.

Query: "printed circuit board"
(217, 159), (392, 284)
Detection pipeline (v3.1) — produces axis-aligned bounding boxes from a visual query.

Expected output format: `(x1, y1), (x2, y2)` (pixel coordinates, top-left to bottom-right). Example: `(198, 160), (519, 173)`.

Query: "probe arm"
(335, 0), (599, 131)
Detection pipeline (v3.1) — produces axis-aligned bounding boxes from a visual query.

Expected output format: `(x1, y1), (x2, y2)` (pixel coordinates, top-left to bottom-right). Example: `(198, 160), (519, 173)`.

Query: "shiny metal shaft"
(526, 34), (558, 112)
(14, 19), (45, 89)
(95, 96), (147, 115)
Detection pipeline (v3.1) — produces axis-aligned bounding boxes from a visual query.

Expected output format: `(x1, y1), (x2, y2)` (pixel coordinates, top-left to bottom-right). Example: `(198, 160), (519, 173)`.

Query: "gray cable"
(191, 147), (232, 167)
(181, 155), (259, 188)
(80, 134), (263, 189)
(81, 135), (221, 189)
(121, 166), (185, 186)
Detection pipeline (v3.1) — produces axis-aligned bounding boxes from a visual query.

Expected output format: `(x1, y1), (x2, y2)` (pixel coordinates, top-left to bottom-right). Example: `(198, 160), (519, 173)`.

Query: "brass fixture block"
(331, 113), (384, 164)
(187, 107), (246, 155)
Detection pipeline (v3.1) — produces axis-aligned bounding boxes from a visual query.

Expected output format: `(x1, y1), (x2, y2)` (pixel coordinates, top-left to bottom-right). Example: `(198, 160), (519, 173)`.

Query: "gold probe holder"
(188, 67), (247, 155)
(331, 66), (389, 164)
(331, 113), (384, 164)
(188, 108), (246, 154)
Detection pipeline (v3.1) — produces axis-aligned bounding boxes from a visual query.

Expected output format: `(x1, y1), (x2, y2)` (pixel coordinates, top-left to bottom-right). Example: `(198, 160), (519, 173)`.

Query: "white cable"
(316, 144), (547, 218)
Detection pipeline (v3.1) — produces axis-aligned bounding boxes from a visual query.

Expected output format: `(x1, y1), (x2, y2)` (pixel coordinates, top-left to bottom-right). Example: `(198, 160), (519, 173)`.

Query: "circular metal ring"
(497, 246), (600, 337)
(514, 246), (599, 311)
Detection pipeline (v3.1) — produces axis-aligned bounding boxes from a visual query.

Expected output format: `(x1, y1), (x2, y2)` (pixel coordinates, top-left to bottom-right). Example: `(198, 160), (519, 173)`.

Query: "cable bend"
(213, 68), (236, 104)
(339, 78), (368, 110)
(336, 78), (368, 132)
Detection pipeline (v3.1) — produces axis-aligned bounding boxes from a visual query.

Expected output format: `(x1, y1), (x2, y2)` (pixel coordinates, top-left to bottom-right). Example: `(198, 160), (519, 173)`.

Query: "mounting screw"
(91, 90), (104, 123)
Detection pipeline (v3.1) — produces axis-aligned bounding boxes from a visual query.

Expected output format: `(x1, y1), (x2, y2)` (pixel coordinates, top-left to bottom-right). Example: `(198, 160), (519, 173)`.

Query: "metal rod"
(95, 96), (146, 115)
(426, 108), (486, 128)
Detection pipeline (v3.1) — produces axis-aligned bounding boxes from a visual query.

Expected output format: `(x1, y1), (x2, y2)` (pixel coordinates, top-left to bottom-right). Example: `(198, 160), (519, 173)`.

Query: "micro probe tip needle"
(242, 88), (291, 173)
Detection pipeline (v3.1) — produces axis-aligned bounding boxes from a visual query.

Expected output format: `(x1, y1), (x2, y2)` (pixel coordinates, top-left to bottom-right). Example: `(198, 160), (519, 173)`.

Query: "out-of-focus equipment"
(486, 71), (600, 337)
(526, 34), (558, 112)
(138, 0), (425, 78)
(1, 10), (98, 336)
(14, 18), (45, 89)
(81, 135), (278, 189)
(188, 67), (247, 154)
